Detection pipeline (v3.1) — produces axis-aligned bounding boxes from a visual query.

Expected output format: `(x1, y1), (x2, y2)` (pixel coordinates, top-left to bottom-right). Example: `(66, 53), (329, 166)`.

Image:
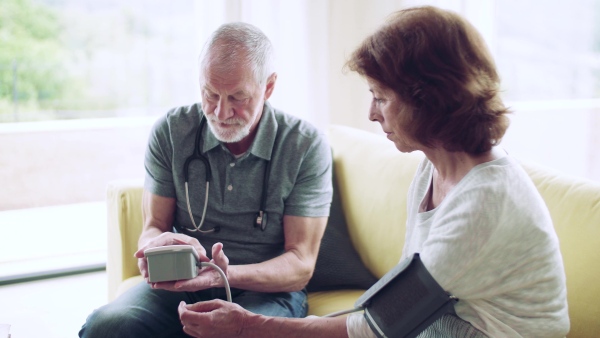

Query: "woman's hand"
(178, 299), (256, 338)
(134, 232), (209, 281)
(152, 242), (230, 292)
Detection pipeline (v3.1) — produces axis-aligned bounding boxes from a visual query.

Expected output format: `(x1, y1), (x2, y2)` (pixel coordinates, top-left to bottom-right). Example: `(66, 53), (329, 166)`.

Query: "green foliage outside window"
(0, 0), (72, 121)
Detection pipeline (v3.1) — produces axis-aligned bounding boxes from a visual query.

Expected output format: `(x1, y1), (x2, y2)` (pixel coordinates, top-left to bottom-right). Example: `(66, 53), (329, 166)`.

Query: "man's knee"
(235, 290), (308, 318)
(79, 304), (142, 338)
(79, 282), (193, 338)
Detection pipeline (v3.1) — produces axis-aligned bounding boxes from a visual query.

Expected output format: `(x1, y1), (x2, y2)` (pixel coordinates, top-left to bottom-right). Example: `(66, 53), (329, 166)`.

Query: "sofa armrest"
(106, 179), (144, 301)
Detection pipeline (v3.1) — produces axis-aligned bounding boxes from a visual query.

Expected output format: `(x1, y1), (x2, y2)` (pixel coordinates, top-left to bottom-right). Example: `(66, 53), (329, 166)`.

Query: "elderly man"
(79, 22), (332, 338)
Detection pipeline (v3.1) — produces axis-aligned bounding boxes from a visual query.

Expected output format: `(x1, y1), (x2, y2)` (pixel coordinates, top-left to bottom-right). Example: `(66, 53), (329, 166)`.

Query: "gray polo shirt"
(144, 102), (333, 265)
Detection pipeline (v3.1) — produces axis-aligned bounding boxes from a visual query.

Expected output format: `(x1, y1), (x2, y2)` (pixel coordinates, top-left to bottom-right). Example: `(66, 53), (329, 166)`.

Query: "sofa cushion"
(307, 162), (378, 292)
(307, 290), (365, 316)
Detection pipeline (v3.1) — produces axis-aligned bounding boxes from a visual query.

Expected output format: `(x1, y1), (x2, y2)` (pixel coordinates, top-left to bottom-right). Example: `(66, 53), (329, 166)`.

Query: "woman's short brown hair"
(346, 6), (510, 154)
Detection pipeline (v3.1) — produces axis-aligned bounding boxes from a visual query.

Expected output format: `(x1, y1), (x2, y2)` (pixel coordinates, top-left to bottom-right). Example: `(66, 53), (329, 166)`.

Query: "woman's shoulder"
(439, 155), (552, 232)
(461, 155), (538, 196)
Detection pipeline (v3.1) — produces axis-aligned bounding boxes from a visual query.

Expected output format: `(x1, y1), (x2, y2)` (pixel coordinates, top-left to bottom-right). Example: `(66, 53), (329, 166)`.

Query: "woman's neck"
(423, 147), (505, 210)
(425, 147), (504, 182)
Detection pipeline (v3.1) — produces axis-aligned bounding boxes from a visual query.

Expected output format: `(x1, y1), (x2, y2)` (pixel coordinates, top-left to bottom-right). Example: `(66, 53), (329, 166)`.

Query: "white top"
(347, 156), (569, 338)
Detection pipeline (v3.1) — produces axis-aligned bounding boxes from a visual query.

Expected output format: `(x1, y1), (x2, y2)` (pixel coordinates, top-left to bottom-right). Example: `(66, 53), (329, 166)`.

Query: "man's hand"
(151, 242), (230, 292)
(134, 232), (209, 281)
(178, 299), (256, 338)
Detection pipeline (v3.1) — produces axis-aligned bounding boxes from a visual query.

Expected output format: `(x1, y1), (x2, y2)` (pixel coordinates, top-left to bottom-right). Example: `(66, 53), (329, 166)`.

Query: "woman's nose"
(368, 107), (381, 123)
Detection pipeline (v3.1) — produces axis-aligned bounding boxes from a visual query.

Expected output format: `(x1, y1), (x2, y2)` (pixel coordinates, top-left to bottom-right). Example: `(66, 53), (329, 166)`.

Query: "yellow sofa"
(107, 125), (600, 337)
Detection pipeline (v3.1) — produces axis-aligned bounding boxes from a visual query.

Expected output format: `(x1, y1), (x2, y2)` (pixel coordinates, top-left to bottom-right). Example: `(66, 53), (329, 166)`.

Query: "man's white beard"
(206, 117), (251, 143)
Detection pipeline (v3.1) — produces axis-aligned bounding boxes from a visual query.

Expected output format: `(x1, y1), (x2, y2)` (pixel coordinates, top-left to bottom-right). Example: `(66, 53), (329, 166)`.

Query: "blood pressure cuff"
(354, 253), (458, 338)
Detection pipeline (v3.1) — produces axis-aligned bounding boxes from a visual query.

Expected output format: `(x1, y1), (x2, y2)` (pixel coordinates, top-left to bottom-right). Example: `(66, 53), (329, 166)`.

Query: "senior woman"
(177, 6), (570, 338)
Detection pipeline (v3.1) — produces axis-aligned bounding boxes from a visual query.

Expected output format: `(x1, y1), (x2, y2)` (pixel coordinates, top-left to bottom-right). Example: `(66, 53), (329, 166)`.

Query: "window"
(0, 0), (202, 283)
(1, 0), (200, 123)
(492, 0), (600, 180)
(2, 0), (598, 284)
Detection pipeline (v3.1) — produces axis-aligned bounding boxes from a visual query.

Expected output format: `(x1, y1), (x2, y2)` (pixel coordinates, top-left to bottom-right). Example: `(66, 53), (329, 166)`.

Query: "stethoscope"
(183, 115), (271, 233)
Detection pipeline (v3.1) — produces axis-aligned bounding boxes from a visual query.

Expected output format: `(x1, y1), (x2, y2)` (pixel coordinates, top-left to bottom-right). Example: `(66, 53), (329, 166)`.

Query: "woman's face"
(367, 78), (421, 153)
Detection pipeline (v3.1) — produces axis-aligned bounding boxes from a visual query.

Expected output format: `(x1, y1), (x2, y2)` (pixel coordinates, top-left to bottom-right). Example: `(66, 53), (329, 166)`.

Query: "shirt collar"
(201, 102), (277, 161)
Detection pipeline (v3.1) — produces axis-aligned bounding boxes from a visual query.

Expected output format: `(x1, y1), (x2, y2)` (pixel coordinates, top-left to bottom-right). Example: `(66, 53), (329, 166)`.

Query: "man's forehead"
(201, 69), (257, 93)
(204, 45), (248, 69)
(200, 48), (260, 92)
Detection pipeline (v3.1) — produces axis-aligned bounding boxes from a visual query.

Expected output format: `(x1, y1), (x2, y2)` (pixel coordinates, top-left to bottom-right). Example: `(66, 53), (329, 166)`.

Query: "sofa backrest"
(328, 124), (600, 337)
(522, 162), (600, 337)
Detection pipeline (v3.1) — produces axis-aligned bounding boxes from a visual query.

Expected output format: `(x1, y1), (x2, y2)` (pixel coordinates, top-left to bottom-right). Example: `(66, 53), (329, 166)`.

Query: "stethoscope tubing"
(184, 180), (213, 233)
(182, 114), (270, 233)
(184, 116), (219, 233)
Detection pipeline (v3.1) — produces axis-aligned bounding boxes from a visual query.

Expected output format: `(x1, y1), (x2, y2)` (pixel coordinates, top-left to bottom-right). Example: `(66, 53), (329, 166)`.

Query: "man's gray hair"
(199, 22), (275, 85)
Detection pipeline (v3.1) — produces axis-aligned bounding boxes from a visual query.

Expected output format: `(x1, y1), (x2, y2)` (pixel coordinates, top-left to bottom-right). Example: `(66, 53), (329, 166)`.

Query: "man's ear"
(263, 73), (277, 101)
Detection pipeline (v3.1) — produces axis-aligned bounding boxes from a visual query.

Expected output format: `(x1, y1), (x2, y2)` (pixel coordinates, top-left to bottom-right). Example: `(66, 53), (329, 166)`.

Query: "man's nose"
(214, 98), (233, 120)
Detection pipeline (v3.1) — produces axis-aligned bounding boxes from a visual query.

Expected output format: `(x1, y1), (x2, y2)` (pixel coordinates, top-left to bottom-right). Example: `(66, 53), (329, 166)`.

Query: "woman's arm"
(178, 299), (348, 338)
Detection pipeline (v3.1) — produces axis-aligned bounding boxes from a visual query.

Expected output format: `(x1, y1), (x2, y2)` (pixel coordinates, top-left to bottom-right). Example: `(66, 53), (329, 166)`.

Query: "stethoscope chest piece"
(255, 210), (267, 231)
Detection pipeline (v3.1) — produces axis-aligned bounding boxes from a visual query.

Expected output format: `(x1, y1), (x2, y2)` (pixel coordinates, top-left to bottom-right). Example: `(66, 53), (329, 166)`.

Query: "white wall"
(501, 102), (600, 181)
(0, 118), (154, 210)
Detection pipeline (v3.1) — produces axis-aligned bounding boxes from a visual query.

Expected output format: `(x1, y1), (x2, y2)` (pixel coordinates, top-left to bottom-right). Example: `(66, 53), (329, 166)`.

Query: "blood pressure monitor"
(144, 245), (199, 283)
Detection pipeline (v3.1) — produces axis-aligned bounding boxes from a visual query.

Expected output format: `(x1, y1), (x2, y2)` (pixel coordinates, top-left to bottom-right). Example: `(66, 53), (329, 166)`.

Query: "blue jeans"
(78, 282), (308, 338)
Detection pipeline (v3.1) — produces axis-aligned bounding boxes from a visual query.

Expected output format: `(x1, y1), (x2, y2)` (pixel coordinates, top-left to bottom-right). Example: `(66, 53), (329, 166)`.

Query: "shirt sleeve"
(347, 313), (377, 338)
(283, 132), (333, 217)
(144, 113), (176, 198)
(419, 182), (504, 297)
(418, 171), (557, 301)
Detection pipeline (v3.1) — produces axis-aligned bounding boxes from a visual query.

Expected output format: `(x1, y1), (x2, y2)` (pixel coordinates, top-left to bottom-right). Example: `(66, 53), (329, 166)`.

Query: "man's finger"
(211, 242), (229, 270)
(185, 299), (227, 312)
